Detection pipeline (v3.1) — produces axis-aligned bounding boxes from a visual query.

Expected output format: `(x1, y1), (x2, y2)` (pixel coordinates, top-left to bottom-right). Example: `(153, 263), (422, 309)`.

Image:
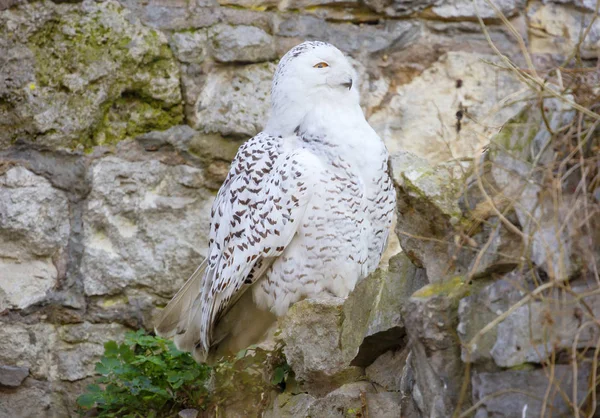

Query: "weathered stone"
(136, 126), (245, 189)
(528, 1), (600, 59)
(342, 254), (425, 367)
(0, 365), (29, 387)
(209, 24), (276, 63)
(275, 17), (421, 57)
(430, 0), (526, 19)
(401, 277), (470, 417)
(365, 347), (410, 391)
(542, 0), (597, 11)
(472, 366), (593, 417)
(0, 0), (182, 149)
(459, 274), (600, 368)
(362, 0), (438, 17)
(81, 156), (213, 296)
(191, 63), (275, 137)
(490, 152), (572, 280)
(457, 273), (525, 364)
(265, 393), (317, 418)
(391, 151), (470, 281)
(0, 322), (57, 380)
(0, 379), (57, 418)
(306, 382), (402, 418)
(280, 297), (364, 396)
(179, 409), (199, 418)
(0, 166), (70, 310)
(170, 30), (209, 64)
(491, 279), (600, 367)
(87, 288), (159, 330)
(217, 0), (278, 9)
(54, 322), (129, 382)
(370, 52), (525, 163)
(466, 216), (524, 279)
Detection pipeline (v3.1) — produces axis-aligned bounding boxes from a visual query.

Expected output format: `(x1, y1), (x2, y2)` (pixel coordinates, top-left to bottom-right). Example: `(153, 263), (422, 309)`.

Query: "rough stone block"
(190, 63), (275, 137)
(472, 366), (593, 417)
(81, 156), (212, 296)
(0, 366), (29, 387)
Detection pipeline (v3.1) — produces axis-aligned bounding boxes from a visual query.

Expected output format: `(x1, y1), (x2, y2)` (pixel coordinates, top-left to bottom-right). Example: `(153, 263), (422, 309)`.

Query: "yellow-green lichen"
(24, 2), (182, 149)
(413, 276), (466, 298)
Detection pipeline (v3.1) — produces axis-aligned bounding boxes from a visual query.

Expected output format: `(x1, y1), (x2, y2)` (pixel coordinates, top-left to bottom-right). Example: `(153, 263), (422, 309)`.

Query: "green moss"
(413, 276), (466, 298)
(25, 2), (182, 149)
(93, 96), (183, 146)
(490, 105), (538, 156)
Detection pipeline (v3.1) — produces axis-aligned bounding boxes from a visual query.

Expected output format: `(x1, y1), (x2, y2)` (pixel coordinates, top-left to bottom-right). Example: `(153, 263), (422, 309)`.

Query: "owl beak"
(342, 78), (353, 90)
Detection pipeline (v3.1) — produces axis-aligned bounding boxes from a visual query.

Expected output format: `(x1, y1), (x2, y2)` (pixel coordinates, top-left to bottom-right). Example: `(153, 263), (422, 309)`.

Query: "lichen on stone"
(21, 0), (182, 149)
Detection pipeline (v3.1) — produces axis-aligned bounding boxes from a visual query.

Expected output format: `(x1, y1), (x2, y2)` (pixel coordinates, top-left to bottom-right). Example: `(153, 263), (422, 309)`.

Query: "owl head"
(266, 41), (361, 136)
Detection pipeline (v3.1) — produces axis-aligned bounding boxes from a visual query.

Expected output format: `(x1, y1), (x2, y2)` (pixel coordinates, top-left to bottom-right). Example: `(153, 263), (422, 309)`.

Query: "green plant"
(77, 330), (211, 418)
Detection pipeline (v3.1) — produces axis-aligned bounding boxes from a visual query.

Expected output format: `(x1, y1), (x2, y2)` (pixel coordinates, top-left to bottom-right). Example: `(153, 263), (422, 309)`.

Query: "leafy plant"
(77, 330), (211, 418)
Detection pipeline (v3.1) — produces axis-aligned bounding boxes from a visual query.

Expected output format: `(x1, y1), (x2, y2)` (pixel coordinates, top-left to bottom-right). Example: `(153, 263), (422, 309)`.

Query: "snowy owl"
(155, 41), (396, 362)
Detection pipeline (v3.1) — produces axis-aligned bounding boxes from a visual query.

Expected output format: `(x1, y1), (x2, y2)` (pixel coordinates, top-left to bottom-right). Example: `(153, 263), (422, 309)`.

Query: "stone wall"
(0, 0), (598, 416)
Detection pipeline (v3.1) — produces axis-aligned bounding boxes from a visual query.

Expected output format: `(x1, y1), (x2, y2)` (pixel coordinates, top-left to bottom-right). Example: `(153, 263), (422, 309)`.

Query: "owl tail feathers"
(204, 288), (278, 365)
(154, 260), (208, 361)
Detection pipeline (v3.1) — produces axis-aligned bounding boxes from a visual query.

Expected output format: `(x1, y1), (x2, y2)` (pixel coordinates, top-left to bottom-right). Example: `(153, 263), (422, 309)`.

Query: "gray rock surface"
(209, 24), (276, 63)
(280, 296), (364, 396)
(0, 365), (29, 387)
(306, 382), (402, 418)
(0, 167), (70, 310)
(0, 0), (182, 149)
(391, 151), (470, 281)
(431, 0), (526, 19)
(370, 52), (526, 163)
(191, 63), (275, 137)
(472, 366), (592, 417)
(81, 156), (212, 296)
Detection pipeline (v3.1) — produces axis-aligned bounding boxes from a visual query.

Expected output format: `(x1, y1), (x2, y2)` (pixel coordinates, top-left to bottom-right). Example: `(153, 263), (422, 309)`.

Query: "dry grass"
(441, 1), (600, 416)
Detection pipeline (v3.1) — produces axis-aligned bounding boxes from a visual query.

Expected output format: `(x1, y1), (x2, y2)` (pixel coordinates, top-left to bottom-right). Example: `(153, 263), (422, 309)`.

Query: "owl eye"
(313, 62), (329, 69)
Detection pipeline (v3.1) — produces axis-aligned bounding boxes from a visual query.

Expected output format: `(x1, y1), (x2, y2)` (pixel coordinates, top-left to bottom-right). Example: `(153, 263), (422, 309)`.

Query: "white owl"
(155, 41), (395, 362)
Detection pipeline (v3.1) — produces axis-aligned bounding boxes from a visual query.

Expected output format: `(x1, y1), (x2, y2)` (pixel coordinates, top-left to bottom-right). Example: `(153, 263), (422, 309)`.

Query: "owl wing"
(155, 133), (320, 361)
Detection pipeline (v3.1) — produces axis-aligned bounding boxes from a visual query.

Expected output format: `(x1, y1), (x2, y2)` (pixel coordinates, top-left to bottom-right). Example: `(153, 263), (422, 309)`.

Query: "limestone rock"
(528, 1), (600, 59)
(170, 30), (209, 64)
(365, 347), (410, 391)
(179, 409), (199, 418)
(0, 166), (70, 310)
(362, 0), (439, 17)
(0, 379), (57, 418)
(55, 322), (129, 381)
(81, 156), (213, 296)
(275, 17), (421, 57)
(457, 273), (526, 364)
(430, 0), (526, 19)
(401, 277), (470, 417)
(191, 63), (275, 137)
(459, 275), (600, 368)
(136, 125), (245, 189)
(341, 254), (425, 367)
(0, 366), (29, 387)
(491, 279), (600, 367)
(391, 151), (469, 281)
(306, 381), (402, 418)
(0, 322), (58, 380)
(280, 297), (363, 396)
(472, 366), (593, 417)
(369, 52), (525, 163)
(265, 393), (317, 418)
(485, 99), (580, 280)
(209, 24), (276, 63)
(0, 0), (182, 149)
